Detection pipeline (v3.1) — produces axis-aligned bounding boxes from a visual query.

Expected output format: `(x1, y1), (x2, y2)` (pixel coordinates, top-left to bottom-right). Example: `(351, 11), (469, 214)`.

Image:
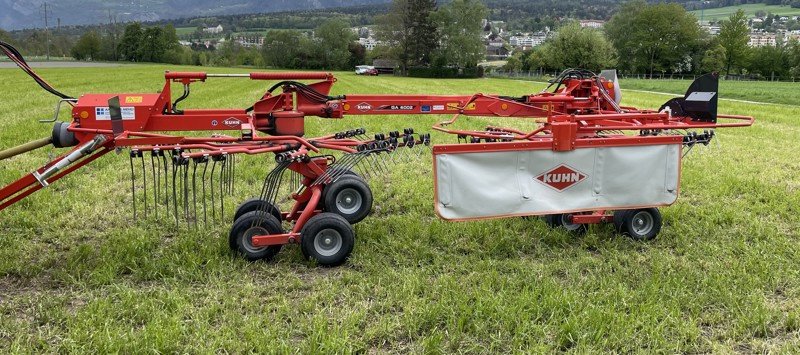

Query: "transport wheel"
(300, 213), (355, 267)
(544, 214), (588, 234)
(619, 208), (662, 241)
(323, 175), (373, 224)
(233, 198), (281, 222)
(229, 211), (283, 261)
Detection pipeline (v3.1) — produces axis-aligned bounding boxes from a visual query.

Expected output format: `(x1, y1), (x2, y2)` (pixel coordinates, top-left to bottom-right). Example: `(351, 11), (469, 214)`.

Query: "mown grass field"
(1, 65), (799, 352)
(690, 4), (800, 21)
(620, 78), (800, 106)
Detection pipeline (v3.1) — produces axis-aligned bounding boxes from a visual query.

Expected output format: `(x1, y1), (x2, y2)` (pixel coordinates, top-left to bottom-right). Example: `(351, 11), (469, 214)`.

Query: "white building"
(579, 20), (605, 29)
(358, 37), (380, 50)
(203, 25), (223, 34)
(749, 32), (776, 47)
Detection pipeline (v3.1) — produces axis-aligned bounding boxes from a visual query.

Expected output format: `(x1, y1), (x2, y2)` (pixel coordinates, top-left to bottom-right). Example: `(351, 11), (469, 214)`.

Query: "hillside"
(0, 0), (390, 30)
(690, 4), (800, 21)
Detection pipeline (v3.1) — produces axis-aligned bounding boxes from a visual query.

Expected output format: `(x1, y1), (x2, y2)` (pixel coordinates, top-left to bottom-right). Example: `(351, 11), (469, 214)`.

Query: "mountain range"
(0, 0), (390, 30)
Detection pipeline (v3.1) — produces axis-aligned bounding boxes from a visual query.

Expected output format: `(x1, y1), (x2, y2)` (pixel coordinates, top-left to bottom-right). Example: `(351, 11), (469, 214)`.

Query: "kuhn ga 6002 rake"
(0, 42), (752, 266)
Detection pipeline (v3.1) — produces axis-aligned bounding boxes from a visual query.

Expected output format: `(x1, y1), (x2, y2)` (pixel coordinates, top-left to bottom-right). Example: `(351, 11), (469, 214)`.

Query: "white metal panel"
(433, 144), (681, 220)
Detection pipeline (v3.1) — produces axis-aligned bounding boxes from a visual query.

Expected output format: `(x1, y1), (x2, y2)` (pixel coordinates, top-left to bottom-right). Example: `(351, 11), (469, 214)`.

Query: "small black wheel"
(229, 211), (283, 261)
(619, 208), (662, 241)
(323, 175), (373, 224)
(300, 213), (355, 267)
(233, 198), (281, 222)
(612, 210), (629, 233)
(544, 213), (588, 234)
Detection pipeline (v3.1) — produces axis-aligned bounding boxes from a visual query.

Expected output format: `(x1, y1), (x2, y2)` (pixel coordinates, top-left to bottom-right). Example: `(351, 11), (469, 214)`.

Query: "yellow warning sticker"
(446, 102), (476, 110)
(125, 96), (143, 104)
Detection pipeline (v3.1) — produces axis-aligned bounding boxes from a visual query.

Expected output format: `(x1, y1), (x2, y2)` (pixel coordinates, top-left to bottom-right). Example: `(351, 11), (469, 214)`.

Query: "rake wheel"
(300, 213), (355, 267)
(615, 208), (662, 241)
(323, 175), (372, 224)
(229, 211), (283, 261)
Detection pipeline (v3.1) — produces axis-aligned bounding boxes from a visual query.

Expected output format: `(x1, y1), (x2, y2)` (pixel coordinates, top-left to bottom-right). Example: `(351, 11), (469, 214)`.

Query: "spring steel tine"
(182, 158), (190, 225)
(192, 159), (198, 229)
(253, 161), (288, 227)
(201, 157), (208, 225)
(139, 151), (147, 218)
(219, 155), (227, 220)
(172, 156), (179, 228)
(161, 153), (169, 207)
(231, 154), (236, 195)
(129, 150), (137, 220)
(210, 158), (217, 221)
(151, 151), (159, 219)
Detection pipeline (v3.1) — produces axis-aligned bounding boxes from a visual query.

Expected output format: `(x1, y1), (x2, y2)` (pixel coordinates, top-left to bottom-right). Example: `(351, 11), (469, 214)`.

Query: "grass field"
(691, 4), (800, 21)
(620, 78), (800, 106)
(1, 65), (800, 352)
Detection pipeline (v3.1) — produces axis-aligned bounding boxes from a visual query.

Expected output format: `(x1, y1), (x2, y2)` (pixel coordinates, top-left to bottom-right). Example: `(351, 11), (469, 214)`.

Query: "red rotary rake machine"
(0, 41), (753, 266)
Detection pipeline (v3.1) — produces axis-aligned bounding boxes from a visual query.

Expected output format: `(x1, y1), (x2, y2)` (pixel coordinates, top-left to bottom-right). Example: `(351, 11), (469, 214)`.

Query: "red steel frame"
(0, 70), (755, 244)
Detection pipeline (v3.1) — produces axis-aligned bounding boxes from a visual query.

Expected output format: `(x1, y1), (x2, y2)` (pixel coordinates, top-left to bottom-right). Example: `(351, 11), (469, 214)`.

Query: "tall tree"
(261, 30), (304, 68)
(540, 22), (617, 72)
(717, 9), (751, 75)
(376, 0), (438, 73)
(314, 19), (354, 70)
(71, 31), (101, 60)
(118, 23), (144, 61)
(432, 0), (488, 68)
(606, 0), (701, 75)
(0, 29), (13, 44)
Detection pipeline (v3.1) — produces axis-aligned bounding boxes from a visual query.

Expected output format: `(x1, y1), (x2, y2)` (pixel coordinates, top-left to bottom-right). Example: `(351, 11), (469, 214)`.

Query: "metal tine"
(137, 150), (147, 219)
(151, 151), (159, 220)
(201, 156), (209, 226)
(220, 155), (226, 221)
(191, 158), (198, 230)
(171, 153), (179, 229)
(161, 151), (169, 208)
(230, 154), (236, 195)
(182, 155), (190, 226)
(253, 161), (290, 227)
(129, 150), (137, 220)
(210, 156), (218, 222)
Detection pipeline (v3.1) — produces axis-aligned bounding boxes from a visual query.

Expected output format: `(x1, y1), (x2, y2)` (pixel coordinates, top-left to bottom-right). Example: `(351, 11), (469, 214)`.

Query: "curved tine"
(140, 152), (148, 218)
(162, 153), (169, 207)
(183, 158), (190, 225)
(172, 157), (179, 229)
(201, 158), (208, 225)
(231, 154), (236, 195)
(192, 159), (198, 230)
(254, 161), (289, 227)
(151, 152), (158, 219)
(219, 157), (226, 221)
(210, 159), (217, 222)
(129, 151), (137, 220)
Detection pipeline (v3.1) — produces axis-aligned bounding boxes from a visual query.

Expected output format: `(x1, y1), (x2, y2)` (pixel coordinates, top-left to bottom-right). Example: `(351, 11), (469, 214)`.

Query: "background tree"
(606, 0), (700, 75)
(261, 30), (304, 68)
(313, 19), (354, 70)
(118, 23), (144, 61)
(432, 0), (488, 68)
(376, 0), (438, 73)
(747, 42), (788, 80)
(71, 31), (101, 61)
(0, 29), (14, 45)
(717, 9), (751, 75)
(539, 22), (617, 72)
(700, 45), (727, 73)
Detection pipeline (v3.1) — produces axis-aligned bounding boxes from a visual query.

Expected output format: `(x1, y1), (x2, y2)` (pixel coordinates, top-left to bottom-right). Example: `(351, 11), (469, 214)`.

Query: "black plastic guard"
(658, 72), (718, 123)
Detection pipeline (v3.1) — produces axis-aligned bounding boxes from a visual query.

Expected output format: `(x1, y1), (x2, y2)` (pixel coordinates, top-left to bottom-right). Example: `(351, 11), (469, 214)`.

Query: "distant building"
(358, 37), (380, 51)
(749, 31), (776, 47)
(203, 25), (223, 34)
(579, 20), (605, 29)
(235, 35), (264, 48)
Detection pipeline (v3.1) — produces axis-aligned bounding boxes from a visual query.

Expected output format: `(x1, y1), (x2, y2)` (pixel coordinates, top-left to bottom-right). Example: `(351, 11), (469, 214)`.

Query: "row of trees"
(504, 0), (800, 80)
(260, 19), (364, 70)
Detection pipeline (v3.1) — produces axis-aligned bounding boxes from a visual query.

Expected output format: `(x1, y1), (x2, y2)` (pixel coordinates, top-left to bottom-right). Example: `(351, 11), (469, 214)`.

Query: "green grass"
(691, 4), (800, 21)
(175, 26), (197, 36)
(1, 65), (800, 352)
(620, 78), (800, 106)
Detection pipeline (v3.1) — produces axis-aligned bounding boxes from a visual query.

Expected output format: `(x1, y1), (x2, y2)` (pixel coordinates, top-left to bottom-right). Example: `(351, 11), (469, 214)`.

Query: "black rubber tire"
(233, 198), (281, 222)
(612, 210), (630, 233)
(322, 175), (373, 224)
(229, 211), (283, 261)
(619, 208), (662, 241)
(544, 213), (588, 234)
(300, 213), (355, 267)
